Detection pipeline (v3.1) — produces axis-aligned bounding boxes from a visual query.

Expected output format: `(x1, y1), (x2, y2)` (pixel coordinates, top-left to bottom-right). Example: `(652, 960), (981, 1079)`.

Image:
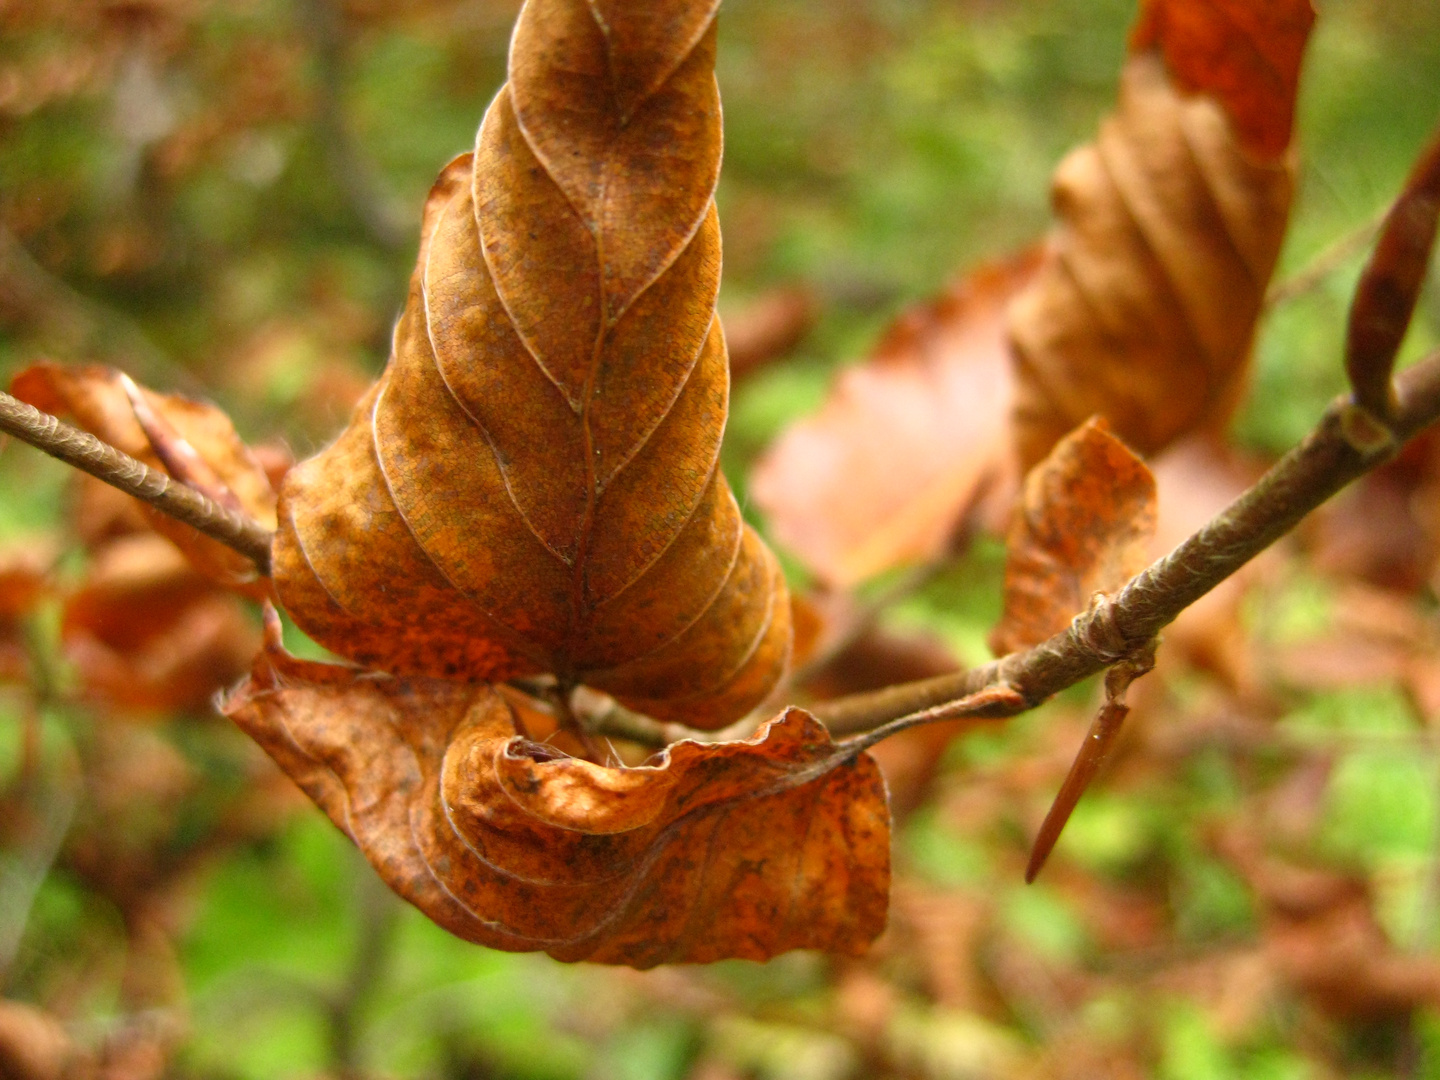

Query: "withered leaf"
(63, 533), (259, 713)
(753, 251), (1039, 587)
(1009, 0), (1314, 470)
(273, 0), (790, 728)
(1130, 0), (1315, 160)
(221, 612), (890, 968)
(991, 418), (1157, 657)
(9, 363), (277, 594)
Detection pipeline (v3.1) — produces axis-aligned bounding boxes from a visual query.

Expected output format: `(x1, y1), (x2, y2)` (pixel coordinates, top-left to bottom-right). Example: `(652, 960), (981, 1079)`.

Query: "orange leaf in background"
(991, 418), (1157, 657)
(222, 613), (890, 967)
(9, 363), (277, 594)
(273, 0), (789, 728)
(723, 286), (820, 383)
(1131, 0), (1315, 159)
(1009, 0), (1314, 470)
(62, 533), (260, 714)
(752, 250), (1039, 588)
(0, 540), (49, 685)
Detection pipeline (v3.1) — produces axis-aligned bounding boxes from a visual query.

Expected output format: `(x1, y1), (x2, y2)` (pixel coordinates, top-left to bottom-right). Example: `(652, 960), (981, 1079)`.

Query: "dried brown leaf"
(991, 418), (1157, 657)
(1130, 0), (1315, 160)
(273, 0), (789, 727)
(9, 362), (277, 593)
(1010, 0), (1313, 469)
(753, 251), (1039, 587)
(221, 612), (890, 967)
(62, 533), (259, 713)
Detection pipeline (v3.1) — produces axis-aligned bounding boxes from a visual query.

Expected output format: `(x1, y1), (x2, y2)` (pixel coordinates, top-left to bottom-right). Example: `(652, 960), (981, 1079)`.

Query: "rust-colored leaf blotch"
(991, 418), (1157, 657)
(1009, 0), (1314, 471)
(222, 616), (890, 967)
(272, 0), (790, 728)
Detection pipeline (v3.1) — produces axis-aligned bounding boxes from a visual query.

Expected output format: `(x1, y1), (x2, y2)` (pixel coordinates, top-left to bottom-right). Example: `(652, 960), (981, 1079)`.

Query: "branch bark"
(0, 390), (274, 574)
(816, 348), (1440, 739)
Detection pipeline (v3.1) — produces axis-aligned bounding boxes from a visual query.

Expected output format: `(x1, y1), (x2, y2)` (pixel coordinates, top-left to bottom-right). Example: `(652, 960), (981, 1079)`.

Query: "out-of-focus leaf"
(0, 540), (50, 684)
(1010, 0), (1314, 469)
(991, 418), (1156, 657)
(753, 250), (1040, 588)
(273, 0), (789, 728)
(222, 614), (890, 968)
(0, 999), (74, 1080)
(1129, 0), (1315, 159)
(62, 534), (259, 714)
(9, 363), (277, 594)
(723, 286), (820, 382)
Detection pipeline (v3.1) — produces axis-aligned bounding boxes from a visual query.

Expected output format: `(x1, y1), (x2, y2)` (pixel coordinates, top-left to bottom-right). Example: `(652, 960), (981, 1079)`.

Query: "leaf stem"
(0, 389), (274, 574)
(814, 348), (1440, 737)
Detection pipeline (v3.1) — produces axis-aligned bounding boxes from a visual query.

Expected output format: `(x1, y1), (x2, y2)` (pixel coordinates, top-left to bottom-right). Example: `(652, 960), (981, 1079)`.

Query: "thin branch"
(0, 390), (274, 574)
(816, 348), (1440, 738)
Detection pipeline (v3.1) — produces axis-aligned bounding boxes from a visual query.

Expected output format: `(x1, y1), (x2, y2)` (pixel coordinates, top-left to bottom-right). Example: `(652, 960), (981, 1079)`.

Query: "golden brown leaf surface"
(753, 251), (1039, 587)
(9, 363), (277, 593)
(991, 418), (1157, 656)
(1009, 0), (1313, 470)
(222, 614), (890, 967)
(273, 0), (789, 727)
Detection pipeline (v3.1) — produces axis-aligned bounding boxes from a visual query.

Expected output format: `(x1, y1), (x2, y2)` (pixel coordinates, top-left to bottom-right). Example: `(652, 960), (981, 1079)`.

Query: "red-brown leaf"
(221, 614), (890, 968)
(1010, 0), (1313, 469)
(991, 418), (1157, 656)
(753, 250), (1040, 587)
(1130, 0), (1316, 160)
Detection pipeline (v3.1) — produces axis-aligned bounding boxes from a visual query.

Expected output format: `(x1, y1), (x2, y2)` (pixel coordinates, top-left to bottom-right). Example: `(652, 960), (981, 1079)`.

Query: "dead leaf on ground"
(1217, 827), (1440, 1019)
(222, 611), (890, 967)
(753, 250), (1040, 588)
(991, 418), (1157, 657)
(272, 0), (789, 728)
(62, 533), (259, 713)
(1009, 0), (1313, 469)
(9, 362), (277, 594)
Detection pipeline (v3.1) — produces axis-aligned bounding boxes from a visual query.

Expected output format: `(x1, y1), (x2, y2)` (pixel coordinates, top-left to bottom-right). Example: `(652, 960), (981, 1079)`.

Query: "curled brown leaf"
(273, 0), (789, 727)
(1010, 0), (1313, 469)
(221, 611), (890, 967)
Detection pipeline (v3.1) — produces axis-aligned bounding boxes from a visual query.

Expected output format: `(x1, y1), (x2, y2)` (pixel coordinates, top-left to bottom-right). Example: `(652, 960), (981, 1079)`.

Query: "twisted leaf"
(273, 0), (789, 727)
(222, 612), (889, 967)
(1009, 0), (1315, 470)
